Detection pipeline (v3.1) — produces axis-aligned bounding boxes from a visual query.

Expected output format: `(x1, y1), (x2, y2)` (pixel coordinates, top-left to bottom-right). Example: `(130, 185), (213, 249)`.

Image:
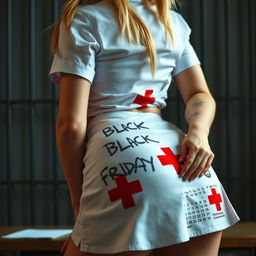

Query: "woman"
(49, 0), (239, 255)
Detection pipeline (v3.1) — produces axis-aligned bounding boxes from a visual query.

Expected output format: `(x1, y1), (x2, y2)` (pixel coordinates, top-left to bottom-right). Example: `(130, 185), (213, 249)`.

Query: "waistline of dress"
(86, 110), (164, 130)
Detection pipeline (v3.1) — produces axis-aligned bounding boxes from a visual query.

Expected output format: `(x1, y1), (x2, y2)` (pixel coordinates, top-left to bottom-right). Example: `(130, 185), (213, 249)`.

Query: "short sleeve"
(49, 10), (100, 85)
(172, 13), (201, 77)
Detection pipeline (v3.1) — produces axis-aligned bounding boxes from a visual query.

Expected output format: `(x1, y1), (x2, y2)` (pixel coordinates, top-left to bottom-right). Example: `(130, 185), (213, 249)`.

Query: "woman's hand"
(179, 127), (214, 181)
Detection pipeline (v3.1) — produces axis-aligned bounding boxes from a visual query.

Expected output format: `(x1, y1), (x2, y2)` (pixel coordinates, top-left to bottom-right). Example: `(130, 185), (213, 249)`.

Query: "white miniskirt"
(71, 110), (240, 254)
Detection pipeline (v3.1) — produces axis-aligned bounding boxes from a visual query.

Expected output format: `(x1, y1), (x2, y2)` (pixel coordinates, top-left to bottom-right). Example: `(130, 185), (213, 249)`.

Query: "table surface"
(0, 222), (256, 251)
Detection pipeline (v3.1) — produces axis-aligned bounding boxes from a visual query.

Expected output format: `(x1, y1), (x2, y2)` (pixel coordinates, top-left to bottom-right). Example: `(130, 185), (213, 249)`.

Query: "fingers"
(180, 147), (214, 181)
(179, 139), (188, 163)
(188, 154), (209, 180)
(199, 152), (215, 177)
(180, 147), (204, 180)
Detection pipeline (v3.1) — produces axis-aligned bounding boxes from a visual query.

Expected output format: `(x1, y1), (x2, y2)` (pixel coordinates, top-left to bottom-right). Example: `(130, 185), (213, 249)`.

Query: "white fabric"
(49, 0), (201, 117)
(71, 111), (239, 253)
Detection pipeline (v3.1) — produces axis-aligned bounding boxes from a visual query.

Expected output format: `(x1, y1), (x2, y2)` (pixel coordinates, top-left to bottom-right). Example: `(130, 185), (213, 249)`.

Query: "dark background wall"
(0, 0), (255, 228)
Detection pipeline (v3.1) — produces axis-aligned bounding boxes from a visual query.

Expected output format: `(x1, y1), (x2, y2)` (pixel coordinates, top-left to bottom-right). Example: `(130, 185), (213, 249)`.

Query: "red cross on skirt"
(208, 188), (222, 211)
(108, 176), (143, 209)
(157, 147), (181, 174)
(133, 89), (155, 107)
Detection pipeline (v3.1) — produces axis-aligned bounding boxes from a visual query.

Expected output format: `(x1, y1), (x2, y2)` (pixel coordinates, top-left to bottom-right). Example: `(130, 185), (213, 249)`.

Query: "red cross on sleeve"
(108, 176), (143, 209)
(133, 89), (155, 107)
(157, 147), (181, 174)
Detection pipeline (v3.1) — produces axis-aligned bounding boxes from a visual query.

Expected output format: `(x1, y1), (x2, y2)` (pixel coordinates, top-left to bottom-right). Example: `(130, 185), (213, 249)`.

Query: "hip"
(82, 110), (185, 192)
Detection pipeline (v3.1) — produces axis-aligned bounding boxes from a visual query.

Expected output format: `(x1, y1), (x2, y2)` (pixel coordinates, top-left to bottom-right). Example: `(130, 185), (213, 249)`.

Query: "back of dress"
(49, 0), (200, 116)
(49, 1), (240, 254)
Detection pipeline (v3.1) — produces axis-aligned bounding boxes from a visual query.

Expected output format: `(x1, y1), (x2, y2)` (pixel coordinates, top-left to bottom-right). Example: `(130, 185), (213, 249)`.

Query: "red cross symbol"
(108, 176), (143, 209)
(133, 89), (155, 107)
(157, 147), (181, 174)
(208, 188), (222, 211)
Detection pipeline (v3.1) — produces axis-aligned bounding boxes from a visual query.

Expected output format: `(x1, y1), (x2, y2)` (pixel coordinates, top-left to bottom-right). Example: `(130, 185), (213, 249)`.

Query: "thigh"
(64, 236), (152, 256)
(153, 231), (222, 256)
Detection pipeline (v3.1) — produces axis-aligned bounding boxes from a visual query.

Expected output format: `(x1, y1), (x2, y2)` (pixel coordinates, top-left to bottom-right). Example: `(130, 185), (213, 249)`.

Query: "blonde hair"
(51, 0), (177, 78)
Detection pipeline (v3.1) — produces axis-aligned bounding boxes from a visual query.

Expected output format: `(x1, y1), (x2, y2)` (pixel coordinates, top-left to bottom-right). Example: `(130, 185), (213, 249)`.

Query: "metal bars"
(224, 0), (232, 195)
(248, 0), (256, 219)
(5, 0), (13, 226)
(200, 0), (208, 72)
(28, 0), (36, 225)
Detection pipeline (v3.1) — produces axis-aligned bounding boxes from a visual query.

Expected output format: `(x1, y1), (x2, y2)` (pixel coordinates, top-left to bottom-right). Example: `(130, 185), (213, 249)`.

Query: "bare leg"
(153, 231), (222, 256)
(63, 236), (152, 256)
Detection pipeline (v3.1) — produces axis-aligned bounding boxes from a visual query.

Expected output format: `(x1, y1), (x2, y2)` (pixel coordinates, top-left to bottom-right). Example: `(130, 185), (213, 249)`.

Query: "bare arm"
(173, 65), (216, 181)
(56, 73), (91, 218)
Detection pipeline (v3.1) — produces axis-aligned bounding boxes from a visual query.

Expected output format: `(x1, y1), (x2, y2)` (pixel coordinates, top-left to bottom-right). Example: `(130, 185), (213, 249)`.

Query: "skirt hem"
(71, 217), (239, 254)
